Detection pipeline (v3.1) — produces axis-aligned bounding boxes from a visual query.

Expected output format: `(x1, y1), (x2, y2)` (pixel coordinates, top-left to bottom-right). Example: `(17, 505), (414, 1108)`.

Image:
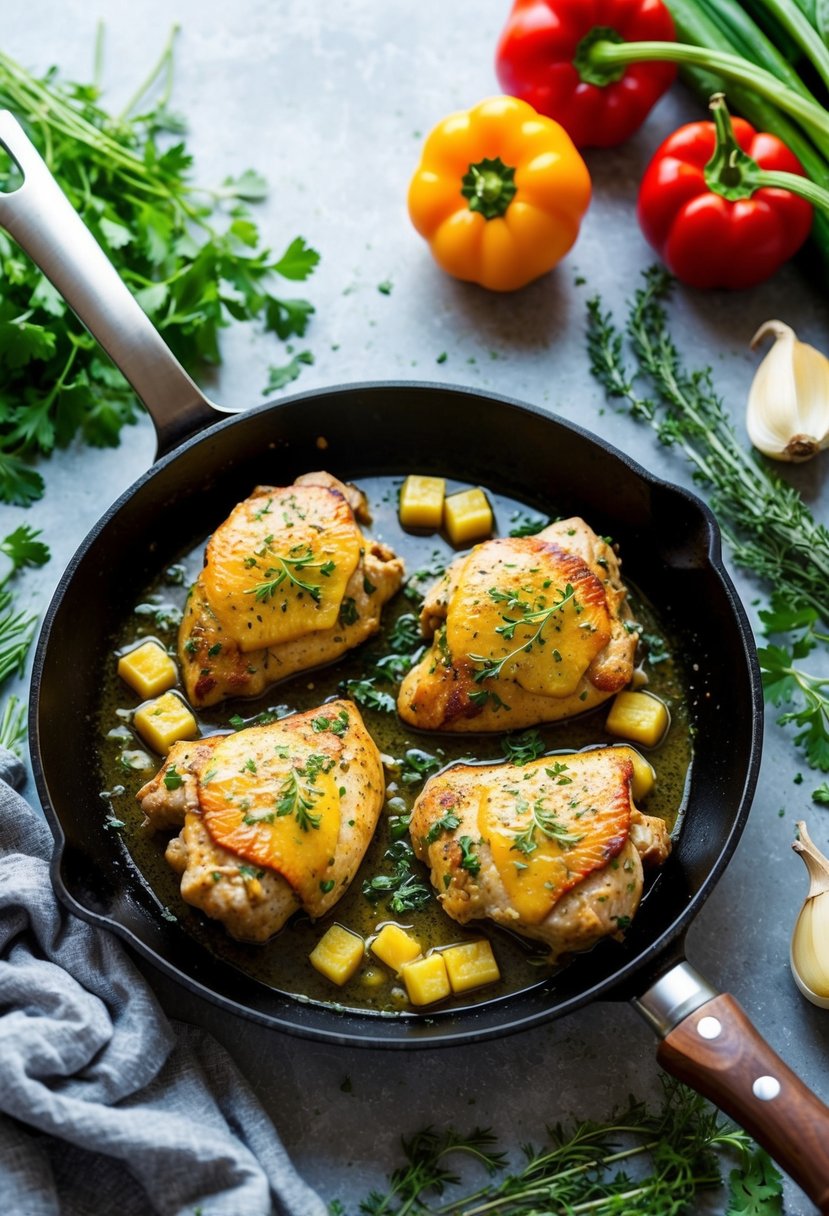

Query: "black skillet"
(2, 112), (829, 1209)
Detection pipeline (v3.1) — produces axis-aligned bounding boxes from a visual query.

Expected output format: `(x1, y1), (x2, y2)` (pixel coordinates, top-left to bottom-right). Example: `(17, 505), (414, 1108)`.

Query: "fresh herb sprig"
(244, 544), (328, 604)
(586, 269), (829, 770)
(0, 30), (318, 505)
(349, 1079), (782, 1216)
(469, 583), (578, 683)
(362, 839), (432, 914)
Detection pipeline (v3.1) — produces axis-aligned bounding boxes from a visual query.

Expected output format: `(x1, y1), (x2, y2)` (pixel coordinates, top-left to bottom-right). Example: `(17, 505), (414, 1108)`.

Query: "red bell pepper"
(637, 95), (818, 289)
(495, 0), (677, 148)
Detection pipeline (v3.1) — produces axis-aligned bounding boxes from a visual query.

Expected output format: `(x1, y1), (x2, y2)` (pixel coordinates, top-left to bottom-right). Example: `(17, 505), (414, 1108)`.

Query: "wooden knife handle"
(658, 992), (829, 1213)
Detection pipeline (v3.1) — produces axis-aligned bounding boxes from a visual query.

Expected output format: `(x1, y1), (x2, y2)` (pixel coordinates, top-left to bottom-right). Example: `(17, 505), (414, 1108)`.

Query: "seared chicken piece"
(137, 700), (384, 942)
(410, 748), (670, 963)
(179, 472), (404, 707)
(398, 519), (637, 732)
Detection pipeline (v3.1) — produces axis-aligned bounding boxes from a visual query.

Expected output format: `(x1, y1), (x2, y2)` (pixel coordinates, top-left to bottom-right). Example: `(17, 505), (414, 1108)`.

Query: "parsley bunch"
(0, 28), (318, 506)
(346, 1079), (782, 1216)
(587, 270), (829, 773)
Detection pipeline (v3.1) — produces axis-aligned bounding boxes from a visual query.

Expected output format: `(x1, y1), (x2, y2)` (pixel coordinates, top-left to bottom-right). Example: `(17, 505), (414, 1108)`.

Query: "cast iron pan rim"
(29, 379), (763, 1047)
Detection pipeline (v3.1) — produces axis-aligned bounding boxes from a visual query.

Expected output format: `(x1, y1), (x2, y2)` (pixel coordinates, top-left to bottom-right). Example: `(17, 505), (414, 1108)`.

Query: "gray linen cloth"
(0, 747), (328, 1216)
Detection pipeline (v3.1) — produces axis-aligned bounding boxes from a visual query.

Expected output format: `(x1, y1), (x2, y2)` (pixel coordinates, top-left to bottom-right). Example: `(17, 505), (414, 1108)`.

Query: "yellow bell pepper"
(408, 95), (591, 292)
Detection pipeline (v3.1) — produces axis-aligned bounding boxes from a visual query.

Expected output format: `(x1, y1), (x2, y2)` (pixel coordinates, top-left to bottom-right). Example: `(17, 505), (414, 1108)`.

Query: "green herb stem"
(584, 37), (829, 154)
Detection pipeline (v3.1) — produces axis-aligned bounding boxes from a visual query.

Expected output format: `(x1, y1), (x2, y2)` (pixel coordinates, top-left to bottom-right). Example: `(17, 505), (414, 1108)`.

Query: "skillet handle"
(635, 963), (829, 1212)
(0, 111), (222, 457)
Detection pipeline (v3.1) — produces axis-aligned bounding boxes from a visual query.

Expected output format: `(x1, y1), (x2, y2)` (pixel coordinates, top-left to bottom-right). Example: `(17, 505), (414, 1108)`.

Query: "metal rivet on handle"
(696, 1016), (722, 1040)
(753, 1076), (781, 1101)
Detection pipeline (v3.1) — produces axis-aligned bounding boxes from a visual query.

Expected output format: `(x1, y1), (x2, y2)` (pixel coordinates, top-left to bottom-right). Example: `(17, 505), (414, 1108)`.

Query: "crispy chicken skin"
(398, 519), (637, 732)
(179, 472), (404, 708)
(136, 700), (384, 942)
(410, 748), (670, 963)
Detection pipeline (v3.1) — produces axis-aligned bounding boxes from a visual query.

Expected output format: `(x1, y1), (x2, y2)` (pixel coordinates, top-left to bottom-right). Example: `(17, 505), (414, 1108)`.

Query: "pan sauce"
(97, 475), (692, 1015)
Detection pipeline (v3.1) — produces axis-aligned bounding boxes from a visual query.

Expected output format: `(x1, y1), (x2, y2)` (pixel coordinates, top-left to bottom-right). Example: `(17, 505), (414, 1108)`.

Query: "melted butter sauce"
(98, 476), (692, 1015)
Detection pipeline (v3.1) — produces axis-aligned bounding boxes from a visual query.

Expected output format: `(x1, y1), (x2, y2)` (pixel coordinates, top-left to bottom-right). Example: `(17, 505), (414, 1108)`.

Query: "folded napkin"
(0, 747), (328, 1216)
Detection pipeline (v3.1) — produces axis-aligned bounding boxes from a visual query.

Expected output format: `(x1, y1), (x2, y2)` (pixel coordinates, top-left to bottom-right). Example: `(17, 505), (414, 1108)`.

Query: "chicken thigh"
(398, 519), (637, 731)
(179, 472), (404, 708)
(410, 747), (670, 963)
(137, 700), (384, 942)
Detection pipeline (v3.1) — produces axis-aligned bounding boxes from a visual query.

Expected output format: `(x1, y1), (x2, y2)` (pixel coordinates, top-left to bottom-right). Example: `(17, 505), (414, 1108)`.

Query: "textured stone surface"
(4, 3), (829, 1212)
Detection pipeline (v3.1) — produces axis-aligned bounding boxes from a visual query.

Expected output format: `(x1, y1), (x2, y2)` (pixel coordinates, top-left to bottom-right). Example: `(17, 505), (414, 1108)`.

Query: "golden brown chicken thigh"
(398, 519), (637, 732)
(179, 472), (404, 708)
(410, 747), (670, 963)
(137, 700), (384, 941)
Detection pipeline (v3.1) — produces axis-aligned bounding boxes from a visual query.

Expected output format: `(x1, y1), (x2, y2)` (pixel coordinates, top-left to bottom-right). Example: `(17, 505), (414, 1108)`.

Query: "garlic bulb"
(791, 821), (829, 1006)
(748, 321), (829, 462)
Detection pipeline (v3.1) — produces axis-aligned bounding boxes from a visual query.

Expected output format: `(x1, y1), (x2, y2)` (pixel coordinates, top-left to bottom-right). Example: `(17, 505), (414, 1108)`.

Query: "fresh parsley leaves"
(0, 35), (318, 503)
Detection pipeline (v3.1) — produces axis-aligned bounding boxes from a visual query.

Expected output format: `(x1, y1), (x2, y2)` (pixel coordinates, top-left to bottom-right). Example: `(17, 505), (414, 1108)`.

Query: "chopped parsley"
(457, 835), (481, 875)
(362, 839), (432, 913)
(423, 810), (460, 845)
(339, 596), (359, 626)
(502, 729), (545, 767)
(311, 707), (350, 735)
(340, 677), (395, 713)
(163, 765), (183, 791)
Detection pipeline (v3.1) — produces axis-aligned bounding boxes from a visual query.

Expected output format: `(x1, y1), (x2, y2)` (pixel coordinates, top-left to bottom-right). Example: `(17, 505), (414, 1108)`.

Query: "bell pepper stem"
(582, 37), (829, 154)
(703, 93), (829, 215)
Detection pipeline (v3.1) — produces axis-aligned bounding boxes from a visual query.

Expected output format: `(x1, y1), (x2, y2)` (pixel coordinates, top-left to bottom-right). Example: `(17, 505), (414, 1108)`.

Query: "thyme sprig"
(586, 269), (829, 617)
(469, 583), (578, 683)
(586, 269), (829, 771)
(244, 544), (328, 603)
(350, 1079), (781, 1216)
(511, 794), (583, 857)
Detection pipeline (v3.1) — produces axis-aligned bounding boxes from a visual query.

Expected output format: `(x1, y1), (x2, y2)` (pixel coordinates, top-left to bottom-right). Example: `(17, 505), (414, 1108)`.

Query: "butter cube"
(371, 923), (422, 972)
(309, 924), (364, 986)
(617, 746), (656, 801)
(133, 692), (198, 755)
(118, 640), (177, 699)
(606, 691), (669, 748)
(443, 488), (493, 546)
(399, 475), (446, 530)
(401, 952), (450, 1006)
(442, 940), (501, 994)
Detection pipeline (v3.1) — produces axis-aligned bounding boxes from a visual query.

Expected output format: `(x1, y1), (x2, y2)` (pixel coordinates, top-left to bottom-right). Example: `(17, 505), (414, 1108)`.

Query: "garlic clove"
(790, 821), (829, 1006)
(748, 321), (829, 462)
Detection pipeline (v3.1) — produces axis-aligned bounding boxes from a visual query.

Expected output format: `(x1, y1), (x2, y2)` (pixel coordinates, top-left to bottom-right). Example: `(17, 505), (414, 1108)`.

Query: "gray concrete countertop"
(5, 2), (829, 1212)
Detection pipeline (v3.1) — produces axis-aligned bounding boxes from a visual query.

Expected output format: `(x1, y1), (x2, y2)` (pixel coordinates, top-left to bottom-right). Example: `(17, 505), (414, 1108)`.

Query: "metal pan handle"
(635, 961), (829, 1212)
(0, 111), (224, 457)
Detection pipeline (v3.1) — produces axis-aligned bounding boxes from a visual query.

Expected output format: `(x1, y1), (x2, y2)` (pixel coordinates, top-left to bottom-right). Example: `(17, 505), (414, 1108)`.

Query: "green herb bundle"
(343, 1079), (782, 1215)
(0, 28), (319, 506)
(587, 268), (829, 774)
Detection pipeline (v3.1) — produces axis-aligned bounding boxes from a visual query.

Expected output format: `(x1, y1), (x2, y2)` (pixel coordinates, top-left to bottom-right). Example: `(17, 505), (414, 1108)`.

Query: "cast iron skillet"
(2, 112), (829, 1209)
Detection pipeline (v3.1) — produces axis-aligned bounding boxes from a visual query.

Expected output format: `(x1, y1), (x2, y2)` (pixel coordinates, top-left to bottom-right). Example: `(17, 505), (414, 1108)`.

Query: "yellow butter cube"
(399, 475), (446, 530)
(133, 692), (198, 755)
(118, 640), (178, 699)
(309, 924), (365, 986)
(401, 952), (451, 1006)
(443, 488), (493, 546)
(606, 691), (669, 748)
(371, 923), (422, 972)
(617, 746), (656, 801)
(442, 940), (501, 994)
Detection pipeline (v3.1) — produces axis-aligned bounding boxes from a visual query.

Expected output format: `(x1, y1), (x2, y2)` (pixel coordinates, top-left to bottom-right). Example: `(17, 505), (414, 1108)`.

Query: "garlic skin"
(791, 821), (829, 1006)
(748, 321), (829, 462)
